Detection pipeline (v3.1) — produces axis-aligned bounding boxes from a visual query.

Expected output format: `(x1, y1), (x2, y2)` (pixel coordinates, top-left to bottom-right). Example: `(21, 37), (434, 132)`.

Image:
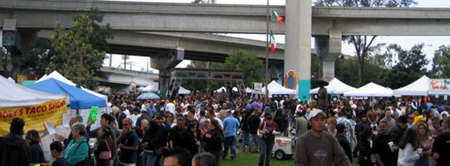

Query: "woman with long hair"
(202, 119), (224, 166)
(26, 129), (46, 165)
(327, 117), (338, 136)
(258, 115), (279, 166)
(358, 126), (374, 166)
(94, 126), (116, 166)
(415, 122), (432, 166)
(141, 120), (162, 166)
(398, 128), (420, 166)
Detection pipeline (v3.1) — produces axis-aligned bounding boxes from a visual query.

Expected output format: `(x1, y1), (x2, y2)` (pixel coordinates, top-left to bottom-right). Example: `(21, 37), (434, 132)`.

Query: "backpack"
(75, 141), (93, 166)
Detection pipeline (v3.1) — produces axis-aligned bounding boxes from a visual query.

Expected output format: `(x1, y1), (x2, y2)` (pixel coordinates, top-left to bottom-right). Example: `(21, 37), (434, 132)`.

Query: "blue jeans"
(258, 139), (274, 166)
(249, 133), (258, 152)
(142, 151), (157, 166)
(223, 136), (237, 159)
(242, 130), (249, 151)
(211, 150), (223, 166)
(414, 158), (429, 166)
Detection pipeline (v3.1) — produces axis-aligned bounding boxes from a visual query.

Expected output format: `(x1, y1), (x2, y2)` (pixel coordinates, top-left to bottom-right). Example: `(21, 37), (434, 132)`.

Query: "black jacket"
(0, 133), (31, 166)
(202, 129), (223, 153)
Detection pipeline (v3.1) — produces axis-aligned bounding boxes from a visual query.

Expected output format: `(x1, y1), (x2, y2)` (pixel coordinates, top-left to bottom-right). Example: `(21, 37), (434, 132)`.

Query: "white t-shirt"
(165, 102), (176, 116)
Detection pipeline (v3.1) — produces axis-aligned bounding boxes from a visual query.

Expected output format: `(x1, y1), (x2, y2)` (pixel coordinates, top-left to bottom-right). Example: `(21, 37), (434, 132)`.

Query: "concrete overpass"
(1, 0), (450, 35)
(2, 0), (450, 99)
(98, 66), (158, 87)
(37, 30), (286, 62)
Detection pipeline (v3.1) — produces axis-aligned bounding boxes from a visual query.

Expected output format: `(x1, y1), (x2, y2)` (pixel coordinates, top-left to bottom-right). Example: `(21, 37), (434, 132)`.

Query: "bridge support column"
(285, 0), (311, 102)
(314, 29), (341, 82)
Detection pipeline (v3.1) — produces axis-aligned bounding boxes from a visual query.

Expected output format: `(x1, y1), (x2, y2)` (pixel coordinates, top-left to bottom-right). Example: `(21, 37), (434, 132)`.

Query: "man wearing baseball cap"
(295, 109), (350, 166)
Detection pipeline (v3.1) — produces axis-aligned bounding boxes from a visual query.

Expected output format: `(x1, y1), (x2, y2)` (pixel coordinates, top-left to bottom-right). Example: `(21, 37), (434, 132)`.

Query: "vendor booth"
(27, 78), (107, 129)
(344, 82), (393, 97)
(0, 76), (67, 136)
(310, 78), (356, 94)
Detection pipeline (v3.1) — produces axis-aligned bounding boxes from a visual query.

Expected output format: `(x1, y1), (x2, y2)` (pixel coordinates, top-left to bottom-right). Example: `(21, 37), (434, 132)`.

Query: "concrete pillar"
(314, 29), (341, 82)
(285, 0), (312, 102)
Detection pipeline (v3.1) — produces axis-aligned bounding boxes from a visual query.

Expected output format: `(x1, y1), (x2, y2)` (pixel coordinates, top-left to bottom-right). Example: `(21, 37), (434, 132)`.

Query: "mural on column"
(283, 70), (298, 90)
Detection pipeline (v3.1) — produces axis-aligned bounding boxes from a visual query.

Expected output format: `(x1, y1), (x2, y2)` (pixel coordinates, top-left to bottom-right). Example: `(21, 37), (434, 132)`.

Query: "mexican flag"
(269, 30), (276, 54)
(271, 9), (283, 25)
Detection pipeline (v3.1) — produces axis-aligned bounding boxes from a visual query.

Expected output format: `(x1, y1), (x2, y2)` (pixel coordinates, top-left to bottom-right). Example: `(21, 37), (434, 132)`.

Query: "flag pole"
(265, 0), (270, 104)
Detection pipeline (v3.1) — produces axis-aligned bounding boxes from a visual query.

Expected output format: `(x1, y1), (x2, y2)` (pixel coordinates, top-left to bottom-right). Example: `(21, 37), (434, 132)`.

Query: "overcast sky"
(103, 0), (450, 72)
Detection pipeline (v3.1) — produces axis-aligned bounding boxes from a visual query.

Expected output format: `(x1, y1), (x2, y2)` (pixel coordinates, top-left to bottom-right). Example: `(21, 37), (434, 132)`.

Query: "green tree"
(16, 38), (52, 76)
(314, 0), (417, 84)
(380, 44), (428, 88)
(47, 10), (112, 89)
(431, 45), (450, 78)
(221, 50), (265, 88)
(335, 55), (386, 87)
(182, 61), (222, 91)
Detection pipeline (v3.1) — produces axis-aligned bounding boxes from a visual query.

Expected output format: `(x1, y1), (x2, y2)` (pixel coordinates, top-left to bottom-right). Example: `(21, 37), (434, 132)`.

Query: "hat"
(10, 117), (25, 134)
(141, 109), (148, 113)
(308, 109), (326, 120)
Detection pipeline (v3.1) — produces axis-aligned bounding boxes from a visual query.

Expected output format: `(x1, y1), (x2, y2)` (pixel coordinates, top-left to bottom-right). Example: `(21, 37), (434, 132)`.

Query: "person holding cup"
(415, 122), (432, 165)
(397, 128), (420, 166)
(372, 120), (400, 166)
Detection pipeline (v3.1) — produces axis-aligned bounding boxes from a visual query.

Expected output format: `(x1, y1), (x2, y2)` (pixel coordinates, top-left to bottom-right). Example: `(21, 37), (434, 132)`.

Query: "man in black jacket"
(336, 124), (353, 163)
(246, 107), (261, 153)
(0, 118), (31, 166)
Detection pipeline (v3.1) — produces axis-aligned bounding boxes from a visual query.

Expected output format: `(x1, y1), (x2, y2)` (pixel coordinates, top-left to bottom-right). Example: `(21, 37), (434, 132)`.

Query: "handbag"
(257, 122), (266, 137)
(98, 141), (112, 159)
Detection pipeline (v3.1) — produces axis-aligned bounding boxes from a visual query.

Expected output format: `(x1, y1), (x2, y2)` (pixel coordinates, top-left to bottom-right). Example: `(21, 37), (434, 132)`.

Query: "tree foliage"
(335, 55), (386, 87)
(380, 44), (428, 88)
(16, 38), (52, 76)
(183, 50), (264, 91)
(431, 45), (450, 78)
(314, 0), (417, 84)
(183, 61), (222, 91)
(222, 50), (265, 88)
(47, 8), (113, 89)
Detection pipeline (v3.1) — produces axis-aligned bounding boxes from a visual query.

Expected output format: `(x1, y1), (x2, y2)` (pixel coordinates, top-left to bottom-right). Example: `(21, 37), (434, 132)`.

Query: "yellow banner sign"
(0, 98), (67, 136)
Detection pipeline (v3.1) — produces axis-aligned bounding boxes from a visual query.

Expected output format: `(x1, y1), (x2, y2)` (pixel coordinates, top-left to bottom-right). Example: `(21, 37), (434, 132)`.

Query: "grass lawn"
(220, 149), (359, 166)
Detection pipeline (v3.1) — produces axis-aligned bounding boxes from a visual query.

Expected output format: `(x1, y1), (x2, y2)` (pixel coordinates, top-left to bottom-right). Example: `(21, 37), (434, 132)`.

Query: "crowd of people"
(1, 90), (450, 166)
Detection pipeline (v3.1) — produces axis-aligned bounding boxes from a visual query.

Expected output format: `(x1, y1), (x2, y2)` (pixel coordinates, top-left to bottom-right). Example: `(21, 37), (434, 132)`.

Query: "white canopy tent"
(178, 86), (191, 95)
(253, 80), (297, 96)
(245, 87), (253, 93)
(137, 84), (158, 92)
(310, 78), (356, 94)
(393, 75), (430, 96)
(344, 82), (393, 97)
(0, 75), (67, 108)
(37, 71), (108, 100)
(214, 86), (227, 93)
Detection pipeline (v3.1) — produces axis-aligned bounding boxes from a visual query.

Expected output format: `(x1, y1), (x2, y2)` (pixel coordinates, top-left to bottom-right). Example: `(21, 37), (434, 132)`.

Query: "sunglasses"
(123, 123), (130, 126)
(165, 116), (173, 118)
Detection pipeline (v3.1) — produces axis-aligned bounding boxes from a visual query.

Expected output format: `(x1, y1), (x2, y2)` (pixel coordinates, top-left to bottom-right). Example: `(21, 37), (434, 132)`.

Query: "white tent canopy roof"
(310, 78), (356, 94)
(214, 86), (227, 93)
(0, 75), (66, 108)
(393, 75), (430, 96)
(37, 71), (107, 100)
(253, 80), (297, 96)
(344, 82), (393, 97)
(245, 87), (253, 93)
(178, 86), (191, 95)
(137, 84), (158, 92)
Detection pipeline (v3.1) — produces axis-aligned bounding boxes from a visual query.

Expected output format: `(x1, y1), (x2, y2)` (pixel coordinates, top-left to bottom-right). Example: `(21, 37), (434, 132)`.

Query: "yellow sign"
(0, 98), (67, 136)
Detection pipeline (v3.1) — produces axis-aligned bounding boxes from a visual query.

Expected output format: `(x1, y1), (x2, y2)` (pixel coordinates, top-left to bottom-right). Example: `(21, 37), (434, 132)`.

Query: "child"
(50, 141), (70, 166)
